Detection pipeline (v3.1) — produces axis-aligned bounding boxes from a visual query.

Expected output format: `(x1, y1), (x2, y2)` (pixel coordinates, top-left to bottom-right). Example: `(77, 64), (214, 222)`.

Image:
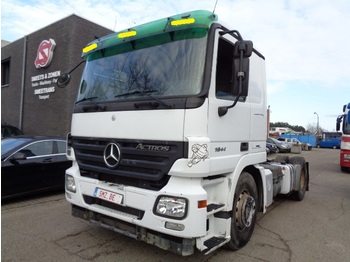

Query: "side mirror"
(56, 73), (71, 88)
(233, 40), (253, 58)
(10, 152), (27, 164)
(336, 115), (343, 131)
(336, 122), (340, 131)
(56, 60), (86, 88)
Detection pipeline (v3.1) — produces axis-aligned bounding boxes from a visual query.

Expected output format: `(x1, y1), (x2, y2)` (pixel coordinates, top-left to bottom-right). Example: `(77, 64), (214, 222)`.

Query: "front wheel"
(226, 172), (258, 251)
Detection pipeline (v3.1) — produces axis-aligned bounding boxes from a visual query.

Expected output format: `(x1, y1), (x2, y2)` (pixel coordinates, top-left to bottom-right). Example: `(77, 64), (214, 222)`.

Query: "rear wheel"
(226, 172), (258, 251)
(289, 157), (307, 201)
(341, 166), (350, 173)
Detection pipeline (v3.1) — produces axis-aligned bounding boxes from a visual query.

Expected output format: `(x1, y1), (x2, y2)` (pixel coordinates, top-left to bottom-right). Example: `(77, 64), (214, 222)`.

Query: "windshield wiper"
(115, 90), (157, 98)
(75, 96), (99, 104)
(75, 96), (106, 112)
(116, 90), (172, 109)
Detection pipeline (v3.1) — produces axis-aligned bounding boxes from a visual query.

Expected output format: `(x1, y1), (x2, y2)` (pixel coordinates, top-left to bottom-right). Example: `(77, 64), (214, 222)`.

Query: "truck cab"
(337, 103), (350, 172)
(59, 10), (308, 256)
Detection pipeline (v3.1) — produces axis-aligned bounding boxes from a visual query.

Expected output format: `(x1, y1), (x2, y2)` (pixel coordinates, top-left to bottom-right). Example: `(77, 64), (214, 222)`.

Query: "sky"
(1, 0), (349, 132)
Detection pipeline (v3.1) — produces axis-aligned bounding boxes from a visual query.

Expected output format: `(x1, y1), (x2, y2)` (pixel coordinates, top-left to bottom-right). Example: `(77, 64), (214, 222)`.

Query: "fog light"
(66, 175), (76, 193)
(154, 196), (187, 219)
(165, 222), (185, 231)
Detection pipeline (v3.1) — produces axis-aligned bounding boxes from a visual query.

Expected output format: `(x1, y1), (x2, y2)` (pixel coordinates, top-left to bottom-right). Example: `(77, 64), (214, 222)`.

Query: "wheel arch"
(244, 165), (264, 212)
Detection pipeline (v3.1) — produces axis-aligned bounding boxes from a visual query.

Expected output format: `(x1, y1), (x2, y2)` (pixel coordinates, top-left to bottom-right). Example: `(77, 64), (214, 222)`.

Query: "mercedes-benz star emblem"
(103, 143), (121, 169)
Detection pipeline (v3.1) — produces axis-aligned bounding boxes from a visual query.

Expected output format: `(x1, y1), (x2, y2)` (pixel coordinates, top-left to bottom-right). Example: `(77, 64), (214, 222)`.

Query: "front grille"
(72, 137), (188, 190)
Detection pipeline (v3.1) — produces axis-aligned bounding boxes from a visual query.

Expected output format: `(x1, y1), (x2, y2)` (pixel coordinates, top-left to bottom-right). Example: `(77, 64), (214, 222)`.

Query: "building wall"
(1, 15), (113, 136)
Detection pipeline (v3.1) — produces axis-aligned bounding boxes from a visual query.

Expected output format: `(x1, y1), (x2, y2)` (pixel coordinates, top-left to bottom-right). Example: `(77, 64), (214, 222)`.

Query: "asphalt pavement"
(2, 148), (350, 261)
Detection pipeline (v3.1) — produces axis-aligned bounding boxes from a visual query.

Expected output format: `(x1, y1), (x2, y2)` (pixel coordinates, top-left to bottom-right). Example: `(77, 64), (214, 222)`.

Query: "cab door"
(208, 31), (251, 150)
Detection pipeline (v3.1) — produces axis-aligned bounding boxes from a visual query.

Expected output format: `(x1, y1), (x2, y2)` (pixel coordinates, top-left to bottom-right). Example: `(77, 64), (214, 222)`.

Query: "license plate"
(93, 187), (124, 205)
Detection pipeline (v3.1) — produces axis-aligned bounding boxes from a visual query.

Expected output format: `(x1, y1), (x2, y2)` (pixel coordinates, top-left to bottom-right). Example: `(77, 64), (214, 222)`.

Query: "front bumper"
(65, 164), (208, 255)
(71, 204), (196, 256)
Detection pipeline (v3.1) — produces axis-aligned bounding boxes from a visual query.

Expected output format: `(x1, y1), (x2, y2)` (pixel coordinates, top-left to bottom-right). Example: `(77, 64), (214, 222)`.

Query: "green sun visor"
(81, 10), (218, 58)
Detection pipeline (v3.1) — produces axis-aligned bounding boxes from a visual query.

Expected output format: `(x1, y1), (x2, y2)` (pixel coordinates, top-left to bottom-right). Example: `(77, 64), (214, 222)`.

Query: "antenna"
(213, 0), (219, 13)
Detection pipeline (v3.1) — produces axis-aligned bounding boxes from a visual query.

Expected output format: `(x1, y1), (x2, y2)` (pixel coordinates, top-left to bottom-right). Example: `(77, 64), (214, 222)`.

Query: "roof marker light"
(118, 30), (137, 39)
(171, 17), (195, 26)
(82, 43), (98, 53)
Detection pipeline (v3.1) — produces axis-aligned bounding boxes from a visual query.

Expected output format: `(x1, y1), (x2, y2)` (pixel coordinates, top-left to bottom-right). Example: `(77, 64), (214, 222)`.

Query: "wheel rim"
(235, 191), (256, 230)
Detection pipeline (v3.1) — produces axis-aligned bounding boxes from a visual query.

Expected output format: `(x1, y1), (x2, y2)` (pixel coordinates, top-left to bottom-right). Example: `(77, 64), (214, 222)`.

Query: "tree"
(306, 123), (324, 135)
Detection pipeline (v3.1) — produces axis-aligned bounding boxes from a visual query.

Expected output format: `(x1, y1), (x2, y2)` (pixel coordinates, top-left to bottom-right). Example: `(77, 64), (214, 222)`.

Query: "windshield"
(77, 30), (208, 104)
(1, 137), (30, 159)
(344, 113), (350, 135)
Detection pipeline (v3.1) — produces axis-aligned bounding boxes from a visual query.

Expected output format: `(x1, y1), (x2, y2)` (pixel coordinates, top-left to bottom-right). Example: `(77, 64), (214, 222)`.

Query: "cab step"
(203, 236), (229, 255)
(207, 203), (225, 215)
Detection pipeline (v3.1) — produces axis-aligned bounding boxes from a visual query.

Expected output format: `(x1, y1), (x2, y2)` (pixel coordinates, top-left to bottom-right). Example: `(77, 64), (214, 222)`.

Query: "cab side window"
(216, 37), (234, 100)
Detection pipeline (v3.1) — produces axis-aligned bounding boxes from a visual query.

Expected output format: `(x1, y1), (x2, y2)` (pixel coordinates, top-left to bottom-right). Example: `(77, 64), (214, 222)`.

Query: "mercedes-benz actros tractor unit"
(58, 10), (309, 256)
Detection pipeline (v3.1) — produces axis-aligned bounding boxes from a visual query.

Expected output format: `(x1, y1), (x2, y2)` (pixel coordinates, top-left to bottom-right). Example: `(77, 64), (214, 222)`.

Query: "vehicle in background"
(278, 137), (312, 150)
(1, 124), (24, 139)
(1, 136), (72, 200)
(336, 103), (350, 172)
(269, 127), (298, 136)
(316, 138), (341, 149)
(267, 137), (291, 153)
(266, 142), (278, 154)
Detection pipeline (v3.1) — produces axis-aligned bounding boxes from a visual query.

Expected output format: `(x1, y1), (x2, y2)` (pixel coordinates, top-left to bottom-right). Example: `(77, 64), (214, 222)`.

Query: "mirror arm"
(68, 60), (85, 74)
(56, 60), (86, 88)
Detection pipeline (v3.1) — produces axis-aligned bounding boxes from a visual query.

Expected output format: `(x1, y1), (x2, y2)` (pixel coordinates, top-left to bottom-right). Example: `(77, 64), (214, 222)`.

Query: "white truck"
(58, 10), (309, 256)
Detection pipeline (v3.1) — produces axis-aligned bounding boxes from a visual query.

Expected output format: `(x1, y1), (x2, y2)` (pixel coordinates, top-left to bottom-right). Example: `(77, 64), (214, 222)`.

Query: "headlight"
(66, 174), (76, 193)
(154, 196), (187, 219)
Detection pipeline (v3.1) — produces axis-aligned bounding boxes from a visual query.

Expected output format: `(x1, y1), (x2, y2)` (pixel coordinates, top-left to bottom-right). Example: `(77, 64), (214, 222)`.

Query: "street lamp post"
(314, 112), (319, 136)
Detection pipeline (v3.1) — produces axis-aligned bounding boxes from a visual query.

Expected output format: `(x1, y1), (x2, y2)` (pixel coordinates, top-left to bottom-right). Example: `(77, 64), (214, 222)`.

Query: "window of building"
(1, 58), (10, 87)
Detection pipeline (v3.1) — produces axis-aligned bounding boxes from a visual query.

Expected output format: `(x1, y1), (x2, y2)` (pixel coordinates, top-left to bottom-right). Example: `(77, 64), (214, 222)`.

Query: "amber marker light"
(198, 200), (207, 209)
(118, 30), (137, 39)
(82, 43), (98, 53)
(171, 17), (195, 26)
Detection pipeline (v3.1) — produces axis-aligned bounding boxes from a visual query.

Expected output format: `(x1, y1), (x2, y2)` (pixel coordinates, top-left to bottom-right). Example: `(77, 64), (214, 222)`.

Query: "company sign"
(34, 39), (56, 68)
(31, 70), (61, 100)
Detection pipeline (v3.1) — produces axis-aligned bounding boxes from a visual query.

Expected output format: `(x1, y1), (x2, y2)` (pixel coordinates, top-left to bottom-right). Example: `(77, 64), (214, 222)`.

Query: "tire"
(341, 166), (350, 173)
(289, 157), (308, 201)
(275, 147), (280, 153)
(226, 172), (258, 251)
